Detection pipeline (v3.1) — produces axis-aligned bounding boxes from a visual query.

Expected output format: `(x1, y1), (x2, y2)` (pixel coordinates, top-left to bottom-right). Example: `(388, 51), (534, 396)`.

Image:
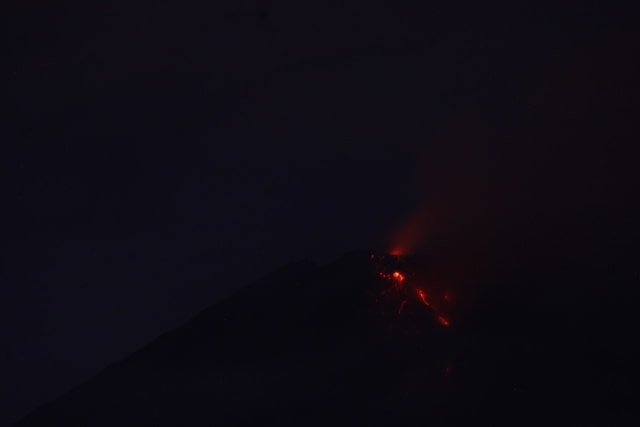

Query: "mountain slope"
(15, 251), (636, 426)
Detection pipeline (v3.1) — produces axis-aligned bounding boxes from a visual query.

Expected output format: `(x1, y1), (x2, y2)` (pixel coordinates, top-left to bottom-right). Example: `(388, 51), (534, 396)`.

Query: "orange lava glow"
(437, 316), (450, 327)
(392, 271), (405, 282)
(417, 289), (431, 307)
(378, 271), (406, 290)
(373, 254), (451, 329)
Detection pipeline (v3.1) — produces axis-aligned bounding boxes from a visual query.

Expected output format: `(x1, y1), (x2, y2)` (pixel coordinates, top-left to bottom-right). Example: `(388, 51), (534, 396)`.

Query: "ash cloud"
(389, 33), (640, 322)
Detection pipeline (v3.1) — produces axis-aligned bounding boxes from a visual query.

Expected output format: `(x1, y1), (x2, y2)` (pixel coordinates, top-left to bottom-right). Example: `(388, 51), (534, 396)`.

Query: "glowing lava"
(417, 289), (431, 307)
(378, 270), (406, 292)
(378, 271), (405, 283)
(372, 253), (450, 328)
(437, 315), (450, 327)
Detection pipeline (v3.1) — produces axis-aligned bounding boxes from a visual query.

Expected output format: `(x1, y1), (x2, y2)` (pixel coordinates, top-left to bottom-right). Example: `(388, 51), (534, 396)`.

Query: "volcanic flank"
(15, 251), (635, 426)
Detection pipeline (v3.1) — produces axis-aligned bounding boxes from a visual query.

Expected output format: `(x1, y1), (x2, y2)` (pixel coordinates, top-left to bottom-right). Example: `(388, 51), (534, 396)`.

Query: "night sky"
(2, 2), (638, 425)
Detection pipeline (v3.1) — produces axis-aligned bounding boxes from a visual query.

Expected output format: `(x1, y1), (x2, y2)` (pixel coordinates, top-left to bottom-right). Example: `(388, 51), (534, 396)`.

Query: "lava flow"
(371, 253), (450, 329)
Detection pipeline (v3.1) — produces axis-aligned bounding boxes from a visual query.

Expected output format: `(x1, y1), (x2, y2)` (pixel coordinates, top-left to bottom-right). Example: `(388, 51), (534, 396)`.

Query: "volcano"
(15, 251), (636, 426)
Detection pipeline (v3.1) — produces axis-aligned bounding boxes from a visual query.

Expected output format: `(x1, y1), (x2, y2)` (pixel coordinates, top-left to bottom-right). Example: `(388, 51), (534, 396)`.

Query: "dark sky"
(2, 1), (637, 425)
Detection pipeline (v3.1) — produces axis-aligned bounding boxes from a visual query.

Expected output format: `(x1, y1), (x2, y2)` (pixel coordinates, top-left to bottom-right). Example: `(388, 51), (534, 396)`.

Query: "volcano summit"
(15, 251), (634, 426)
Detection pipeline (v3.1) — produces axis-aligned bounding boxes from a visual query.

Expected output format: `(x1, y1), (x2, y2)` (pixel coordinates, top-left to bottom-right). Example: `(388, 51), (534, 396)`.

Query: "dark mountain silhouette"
(15, 250), (637, 426)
